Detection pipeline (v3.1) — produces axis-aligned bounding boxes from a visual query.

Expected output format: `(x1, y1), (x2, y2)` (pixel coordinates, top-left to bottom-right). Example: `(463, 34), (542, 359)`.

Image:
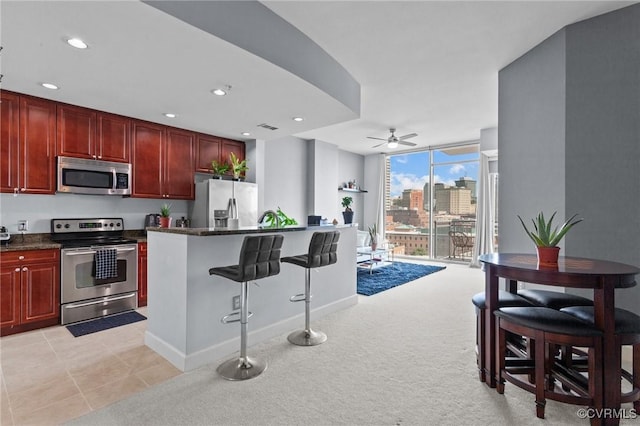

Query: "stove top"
(51, 218), (135, 247)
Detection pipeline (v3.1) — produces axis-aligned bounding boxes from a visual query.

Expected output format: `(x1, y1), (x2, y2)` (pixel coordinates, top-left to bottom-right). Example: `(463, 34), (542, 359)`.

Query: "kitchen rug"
(357, 261), (446, 296)
(66, 311), (146, 337)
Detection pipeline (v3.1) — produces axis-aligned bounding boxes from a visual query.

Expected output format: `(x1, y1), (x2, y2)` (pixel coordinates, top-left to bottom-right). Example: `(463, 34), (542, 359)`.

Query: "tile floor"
(0, 308), (182, 425)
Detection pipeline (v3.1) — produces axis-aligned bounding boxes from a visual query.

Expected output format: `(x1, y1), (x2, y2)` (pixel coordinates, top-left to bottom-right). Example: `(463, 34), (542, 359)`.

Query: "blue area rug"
(357, 262), (446, 296)
(66, 311), (147, 337)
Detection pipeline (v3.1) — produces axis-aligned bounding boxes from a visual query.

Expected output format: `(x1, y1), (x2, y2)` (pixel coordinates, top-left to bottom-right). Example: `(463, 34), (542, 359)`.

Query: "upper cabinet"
(1, 92), (56, 194)
(195, 135), (245, 177)
(195, 134), (221, 173)
(131, 121), (194, 200)
(57, 104), (130, 162)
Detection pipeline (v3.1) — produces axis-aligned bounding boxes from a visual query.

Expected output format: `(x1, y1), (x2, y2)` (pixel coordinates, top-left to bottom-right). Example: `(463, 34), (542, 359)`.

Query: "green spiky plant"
(160, 203), (171, 218)
(368, 223), (378, 245)
(229, 152), (248, 179)
(517, 211), (583, 247)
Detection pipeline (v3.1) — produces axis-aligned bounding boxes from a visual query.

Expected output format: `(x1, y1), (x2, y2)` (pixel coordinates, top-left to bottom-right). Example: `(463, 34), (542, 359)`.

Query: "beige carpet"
(67, 261), (637, 425)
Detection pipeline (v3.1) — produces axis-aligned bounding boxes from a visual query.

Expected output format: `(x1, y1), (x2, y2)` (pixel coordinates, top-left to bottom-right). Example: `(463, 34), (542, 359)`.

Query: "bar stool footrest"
(221, 311), (253, 324)
(289, 293), (307, 303)
(216, 356), (267, 381)
(287, 328), (327, 346)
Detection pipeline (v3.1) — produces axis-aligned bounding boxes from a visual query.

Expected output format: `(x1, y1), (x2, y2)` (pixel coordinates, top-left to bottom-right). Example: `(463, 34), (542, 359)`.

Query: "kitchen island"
(144, 225), (357, 371)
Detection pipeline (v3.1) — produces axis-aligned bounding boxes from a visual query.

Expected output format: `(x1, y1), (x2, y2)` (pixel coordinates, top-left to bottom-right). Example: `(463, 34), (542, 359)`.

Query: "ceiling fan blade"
(367, 136), (387, 141)
(398, 140), (417, 147)
(372, 141), (388, 148)
(398, 133), (418, 140)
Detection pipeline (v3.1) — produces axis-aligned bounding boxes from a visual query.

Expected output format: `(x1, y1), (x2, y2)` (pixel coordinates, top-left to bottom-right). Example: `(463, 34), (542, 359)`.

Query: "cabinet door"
(19, 96), (56, 194)
(97, 112), (130, 163)
(20, 260), (60, 324)
(1, 91), (20, 193)
(137, 242), (147, 307)
(131, 120), (164, 198)
(56, 104), (96, 159)
(221, 139), (245, 166)
(164, 128), (195, 199)
(195, 134), (221, 173)
(0, 264), (21, 329)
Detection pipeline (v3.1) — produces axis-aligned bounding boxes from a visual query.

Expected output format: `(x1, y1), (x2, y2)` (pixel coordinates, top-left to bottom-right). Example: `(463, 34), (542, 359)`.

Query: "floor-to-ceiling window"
(385, 143), (479, 262)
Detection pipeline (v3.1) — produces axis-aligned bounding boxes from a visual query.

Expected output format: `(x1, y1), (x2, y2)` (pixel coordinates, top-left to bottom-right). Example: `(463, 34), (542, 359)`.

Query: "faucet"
(258, 210), (281, 228)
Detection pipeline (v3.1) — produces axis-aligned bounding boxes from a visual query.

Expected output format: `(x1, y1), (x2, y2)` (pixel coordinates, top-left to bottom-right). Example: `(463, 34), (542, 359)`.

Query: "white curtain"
(375, 154), (386, 244)
(472, 152), (497, 266)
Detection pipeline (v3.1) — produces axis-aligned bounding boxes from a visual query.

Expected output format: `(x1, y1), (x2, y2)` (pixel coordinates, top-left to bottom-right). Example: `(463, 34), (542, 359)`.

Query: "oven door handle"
(63, 247), (137, 256)
(63, 293), (136, 309)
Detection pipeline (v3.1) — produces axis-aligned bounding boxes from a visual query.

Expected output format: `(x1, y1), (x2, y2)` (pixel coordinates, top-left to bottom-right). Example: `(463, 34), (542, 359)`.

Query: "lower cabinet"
(138, 242), (147, 307)
(0, 249), (60, 336)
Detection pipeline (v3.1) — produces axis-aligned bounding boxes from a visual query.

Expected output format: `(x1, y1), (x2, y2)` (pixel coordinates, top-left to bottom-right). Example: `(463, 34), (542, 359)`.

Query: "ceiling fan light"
(387, 141), (398, 148)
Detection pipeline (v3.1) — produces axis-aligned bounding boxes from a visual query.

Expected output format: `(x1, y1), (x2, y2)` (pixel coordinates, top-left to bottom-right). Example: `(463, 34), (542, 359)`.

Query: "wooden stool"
(495, 306), (603, 420)
(561, 306), (640, 411)
(471, 291), (533, 382)
(209, 234), (284, 380)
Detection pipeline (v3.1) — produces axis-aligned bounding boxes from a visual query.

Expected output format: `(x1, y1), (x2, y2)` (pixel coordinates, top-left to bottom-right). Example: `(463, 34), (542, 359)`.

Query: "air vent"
(257, 123), (278, 131)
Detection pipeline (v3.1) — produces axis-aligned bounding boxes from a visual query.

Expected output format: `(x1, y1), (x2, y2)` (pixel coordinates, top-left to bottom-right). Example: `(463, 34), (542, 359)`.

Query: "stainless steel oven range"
(51, 218), (138, 325)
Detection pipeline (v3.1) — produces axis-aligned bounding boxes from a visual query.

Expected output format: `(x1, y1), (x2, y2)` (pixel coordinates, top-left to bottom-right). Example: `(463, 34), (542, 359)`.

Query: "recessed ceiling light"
(41, 83), (59, 90)
(67, 38), (88, 49)
(292, 117), (304, 122)
(164, 113), (177, 118)
(241, 132), (251, 136)
(211, 85), (232, 96)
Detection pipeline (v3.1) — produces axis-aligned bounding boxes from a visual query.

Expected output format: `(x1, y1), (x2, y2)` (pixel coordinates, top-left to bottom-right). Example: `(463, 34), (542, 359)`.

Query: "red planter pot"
(536, 246), (560, 267)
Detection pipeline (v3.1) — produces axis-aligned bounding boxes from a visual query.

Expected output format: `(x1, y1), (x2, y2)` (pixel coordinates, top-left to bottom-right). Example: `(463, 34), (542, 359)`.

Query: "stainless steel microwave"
(57, 156), (131, 195)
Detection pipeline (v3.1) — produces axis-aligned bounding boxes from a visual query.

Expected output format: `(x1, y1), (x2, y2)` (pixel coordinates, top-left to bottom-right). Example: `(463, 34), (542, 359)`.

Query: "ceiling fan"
(368, 128), (418, 148)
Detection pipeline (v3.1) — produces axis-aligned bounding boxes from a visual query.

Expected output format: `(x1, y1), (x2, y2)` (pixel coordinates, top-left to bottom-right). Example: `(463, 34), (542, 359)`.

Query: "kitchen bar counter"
(144, 225), (358, 371)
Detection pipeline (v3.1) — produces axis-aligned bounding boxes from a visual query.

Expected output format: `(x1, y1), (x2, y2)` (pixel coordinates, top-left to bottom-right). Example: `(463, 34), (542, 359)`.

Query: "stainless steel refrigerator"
(190, 180), (258, 228)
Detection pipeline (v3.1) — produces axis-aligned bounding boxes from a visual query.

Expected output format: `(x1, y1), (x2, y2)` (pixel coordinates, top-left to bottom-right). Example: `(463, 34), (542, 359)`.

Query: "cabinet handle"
(22, 267), (28, 272)
(14, 268), (20, 272)
(98, 155), (102, 159)
(18, 255), (24, 260)
(13, 188), (18, 195)
(21, 188), (26, 192)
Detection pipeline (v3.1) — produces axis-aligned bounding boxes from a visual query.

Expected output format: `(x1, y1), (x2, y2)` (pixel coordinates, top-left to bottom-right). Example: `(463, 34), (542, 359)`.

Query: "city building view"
(384, 146), (480, 261)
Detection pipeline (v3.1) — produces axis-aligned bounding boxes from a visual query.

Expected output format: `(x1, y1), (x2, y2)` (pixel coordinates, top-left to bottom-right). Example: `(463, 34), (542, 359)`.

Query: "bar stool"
(517, 289), (593, 310)
(560, 306), (640, 411)
(209, 234), (284, 380)
(495, 306), (603, 420)
(471, 291), (534, 382)
(281, 231), (340, 346)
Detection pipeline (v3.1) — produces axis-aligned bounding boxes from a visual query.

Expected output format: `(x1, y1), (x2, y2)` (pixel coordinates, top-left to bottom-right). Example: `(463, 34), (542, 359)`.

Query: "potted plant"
(342, 196), (354, 224)
(229, 152), (248, 180)
(210, 160), (229, 179)
(159, 203), (172, 228)
(368, 223), (378, 251)
(517, 211), (583, 266)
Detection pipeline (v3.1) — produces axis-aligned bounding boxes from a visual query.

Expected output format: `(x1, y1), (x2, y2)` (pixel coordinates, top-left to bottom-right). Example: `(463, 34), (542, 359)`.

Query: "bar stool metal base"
(216, 356), (267, 381)
(287, 328), (327, 346)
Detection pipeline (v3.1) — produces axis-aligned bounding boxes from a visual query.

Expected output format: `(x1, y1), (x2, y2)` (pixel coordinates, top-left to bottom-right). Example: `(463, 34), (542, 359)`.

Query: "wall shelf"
(338, 187), (368, 193)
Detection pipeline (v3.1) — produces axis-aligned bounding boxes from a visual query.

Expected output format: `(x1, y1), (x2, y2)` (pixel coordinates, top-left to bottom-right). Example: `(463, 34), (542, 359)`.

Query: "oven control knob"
(116, 223), (121, 227)
(55, 224), (62, 229)
(64, 224), (70, 229)
(109, 222), (114, 227)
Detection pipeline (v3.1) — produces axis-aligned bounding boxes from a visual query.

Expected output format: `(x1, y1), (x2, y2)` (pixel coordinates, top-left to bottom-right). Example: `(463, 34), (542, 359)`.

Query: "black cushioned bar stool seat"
(560, 306), (640, 410)
(209, 234), (284, 380)
(281, 231), (340, 346)
(495, 307), (603, 420)
(517, 289), (593, 310)
(472, 291), (533, 382)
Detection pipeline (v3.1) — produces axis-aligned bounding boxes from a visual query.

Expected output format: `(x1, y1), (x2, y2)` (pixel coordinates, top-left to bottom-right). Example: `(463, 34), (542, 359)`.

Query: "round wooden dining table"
(478, 253), (639, 425)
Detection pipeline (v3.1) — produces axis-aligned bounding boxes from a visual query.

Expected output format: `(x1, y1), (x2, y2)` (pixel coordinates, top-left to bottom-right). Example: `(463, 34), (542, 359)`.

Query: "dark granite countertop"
(0, 234), (61, 252)
(146, 224), (352, 237)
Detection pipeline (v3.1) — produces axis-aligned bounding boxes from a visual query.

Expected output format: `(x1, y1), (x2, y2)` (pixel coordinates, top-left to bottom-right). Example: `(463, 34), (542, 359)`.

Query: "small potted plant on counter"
(517, 211), (583, 267)
(342, 196), (354, 224)
(229, 152), (248, 181)
(159, 204), (172, 228)
(211, 160), (229, 179)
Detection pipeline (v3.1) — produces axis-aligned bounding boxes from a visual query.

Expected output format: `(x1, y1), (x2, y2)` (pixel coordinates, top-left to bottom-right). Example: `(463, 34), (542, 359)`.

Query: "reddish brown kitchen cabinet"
(0, 249), (60, 336)
(195, 134), (221, 173)
(56, 104), (96, 159)
(132, 121), (194, 199)
(138, 242), (147, 307)
(0, 92), (56, 194)
(57, 104), (130, 163)
(221, 139), (245, 170)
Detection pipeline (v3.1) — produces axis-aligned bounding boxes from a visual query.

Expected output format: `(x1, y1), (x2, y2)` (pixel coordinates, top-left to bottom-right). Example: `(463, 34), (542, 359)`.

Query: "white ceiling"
(1, 1), (635, 156)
